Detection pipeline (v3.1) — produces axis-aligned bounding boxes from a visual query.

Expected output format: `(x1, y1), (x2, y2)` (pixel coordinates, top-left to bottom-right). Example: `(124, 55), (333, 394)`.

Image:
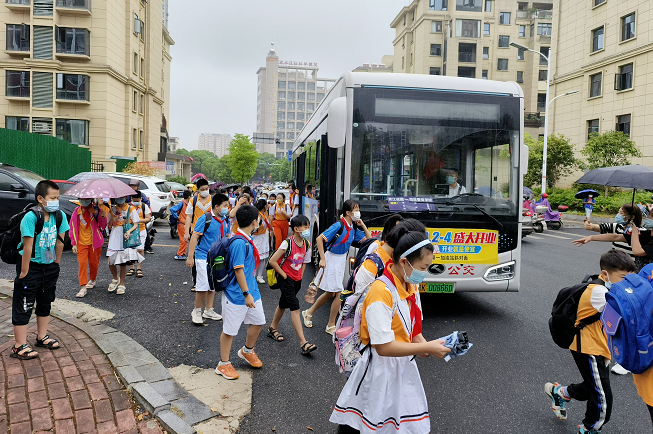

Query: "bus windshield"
(350, 87), (521, 217)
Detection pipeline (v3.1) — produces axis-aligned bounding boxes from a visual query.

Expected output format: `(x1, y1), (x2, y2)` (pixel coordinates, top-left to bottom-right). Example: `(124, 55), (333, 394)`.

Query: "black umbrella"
(576, 165), (653, 205)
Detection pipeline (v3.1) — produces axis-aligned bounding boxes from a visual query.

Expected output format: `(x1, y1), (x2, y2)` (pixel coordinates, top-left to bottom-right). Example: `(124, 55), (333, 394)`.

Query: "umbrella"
(210, 182), (224, 190)
(67, 172), (111, 183)
(576, 165), (653, 206)
(191, 173), (207, 182)
(575, 189), (600, 199)
(523, 187), (534, 198)
(65, 178), (135, 199)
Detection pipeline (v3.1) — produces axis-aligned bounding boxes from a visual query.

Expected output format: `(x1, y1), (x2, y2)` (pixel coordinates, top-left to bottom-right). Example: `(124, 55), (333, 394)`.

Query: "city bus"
(292, 72), (527, 292)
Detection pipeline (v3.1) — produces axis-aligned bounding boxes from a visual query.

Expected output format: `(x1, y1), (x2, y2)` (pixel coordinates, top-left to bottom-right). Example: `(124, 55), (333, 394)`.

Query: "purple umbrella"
(65, 178), (135, 199)
(67, 172), (111, 183)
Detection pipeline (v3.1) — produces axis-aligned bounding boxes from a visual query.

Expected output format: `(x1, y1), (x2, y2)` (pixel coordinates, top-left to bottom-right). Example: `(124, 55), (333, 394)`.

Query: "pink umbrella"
(65, 178), (135, 199)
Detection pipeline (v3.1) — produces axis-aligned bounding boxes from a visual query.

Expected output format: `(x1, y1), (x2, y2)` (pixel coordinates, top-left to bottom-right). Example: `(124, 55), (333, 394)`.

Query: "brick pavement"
(0, 297), (166, 434)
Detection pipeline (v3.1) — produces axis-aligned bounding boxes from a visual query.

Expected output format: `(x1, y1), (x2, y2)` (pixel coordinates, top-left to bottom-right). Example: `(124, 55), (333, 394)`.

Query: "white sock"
(218, 361), (230, 366)
(242, 346), (253, 354)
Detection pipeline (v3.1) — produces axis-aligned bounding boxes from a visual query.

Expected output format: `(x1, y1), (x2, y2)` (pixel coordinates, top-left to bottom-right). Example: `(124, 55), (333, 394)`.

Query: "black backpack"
(549, 275), (604, 352)
(351, 237), (381, 271)
(0, 205), (64, 265)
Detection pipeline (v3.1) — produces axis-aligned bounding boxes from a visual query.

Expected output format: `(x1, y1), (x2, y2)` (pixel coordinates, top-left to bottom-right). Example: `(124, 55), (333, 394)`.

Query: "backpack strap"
(190, 196), (199, 224)
(30, 208), (65, 258)
(325, 221), (345, 252)
(574, 277), (605, 353)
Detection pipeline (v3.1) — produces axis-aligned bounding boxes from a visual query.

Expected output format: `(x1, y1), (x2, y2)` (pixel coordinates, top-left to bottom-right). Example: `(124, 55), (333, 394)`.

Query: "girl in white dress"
(106, 197), (143, 295)
(330, 232), (451, 434)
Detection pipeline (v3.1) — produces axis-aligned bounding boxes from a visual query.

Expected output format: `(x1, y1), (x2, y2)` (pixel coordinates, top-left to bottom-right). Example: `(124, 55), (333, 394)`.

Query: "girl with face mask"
(69, 198), (107, 298)
(105, 196), (143, 295)
(252, 199), (271, 284)
(330, 232), (451, 434)
(270, 193), (292, 250)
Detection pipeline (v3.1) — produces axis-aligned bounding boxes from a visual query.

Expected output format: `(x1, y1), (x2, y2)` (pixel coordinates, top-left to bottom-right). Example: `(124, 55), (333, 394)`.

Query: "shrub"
(547, 188), (651, 214)
(168, 175), (188, 185)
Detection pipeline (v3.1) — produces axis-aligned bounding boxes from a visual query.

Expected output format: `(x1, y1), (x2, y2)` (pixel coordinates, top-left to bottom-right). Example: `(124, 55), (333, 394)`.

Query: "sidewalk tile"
(77, 360), (95, 372)
(6, 363), (23, 376)
(115, 409), (138, 433)
(57, 355), (75, 367)
(70, 390), (92, 410)
(75, 409), (95, 433)
(8, 402), (29, 422)
(44, 370), (64, 384)
(8, 421), (30, 434)
(47, 382), (67, 399)
(110, 390), (130, 412)
(91, 354), (110, 365)
(137, 420), (165, 434)
(54, 418), (76, 434)
(6, 386), (26, 404)
(97, 421), (119, 434)
(81, 369), (102, 384)
(31, 407), (53, 431)
(23, 361), (43, 379)
(62, 364), (80, 378)
(7, 374), (24, 388)
(41, 360), (59, 372)
(103, 375), (122, 392)
(88, 382), (110, 401)
(51, 397), (74, 420)
(94, 399), (114, 423)
(96, 363), (114, 378)
(27, 376), (45, 392)
(71, 350), (90, 362)
(65, 375), (85, 391)
(28, 390), (49, 409)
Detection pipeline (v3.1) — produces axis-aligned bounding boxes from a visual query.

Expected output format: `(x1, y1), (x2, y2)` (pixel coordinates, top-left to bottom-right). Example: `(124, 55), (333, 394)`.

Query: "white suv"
(106, 173), (172, 219)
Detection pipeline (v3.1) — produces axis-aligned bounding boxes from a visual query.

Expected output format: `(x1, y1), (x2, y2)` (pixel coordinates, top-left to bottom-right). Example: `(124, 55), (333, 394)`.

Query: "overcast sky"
(167, 0), (404, 151)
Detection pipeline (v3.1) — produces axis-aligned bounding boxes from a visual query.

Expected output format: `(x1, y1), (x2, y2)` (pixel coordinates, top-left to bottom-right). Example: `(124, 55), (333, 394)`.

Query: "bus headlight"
(483, 261), (516, 281)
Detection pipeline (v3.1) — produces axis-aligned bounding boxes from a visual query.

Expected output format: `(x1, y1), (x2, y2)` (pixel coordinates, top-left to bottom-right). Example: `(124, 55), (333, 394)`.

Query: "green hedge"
(547, 189), (651, 214)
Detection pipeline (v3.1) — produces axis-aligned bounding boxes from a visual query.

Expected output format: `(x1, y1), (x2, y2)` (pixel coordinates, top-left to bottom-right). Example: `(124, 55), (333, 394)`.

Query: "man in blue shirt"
(12, 180), (70, 360)
(216, 205), (266, 380)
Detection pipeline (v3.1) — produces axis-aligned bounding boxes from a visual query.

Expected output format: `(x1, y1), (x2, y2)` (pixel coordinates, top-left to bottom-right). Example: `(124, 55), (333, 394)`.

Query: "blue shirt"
(321, 219), (365, 255)
(193, 211), (230, 261)
(225, 230), (261, 305)
(19, 210), (70, 264)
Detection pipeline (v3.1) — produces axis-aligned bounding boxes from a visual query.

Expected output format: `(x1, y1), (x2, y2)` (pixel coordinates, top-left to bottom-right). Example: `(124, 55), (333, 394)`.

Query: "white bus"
(292, 72), (528, 293)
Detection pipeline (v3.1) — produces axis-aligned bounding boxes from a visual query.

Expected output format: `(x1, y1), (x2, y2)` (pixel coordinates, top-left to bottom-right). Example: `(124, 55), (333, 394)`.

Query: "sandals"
(325, 325), (336, 336)
(10, 344), (38, 360)
(136, 269), (144, 278)
(302, 310), (313, 328)
(76, 287), (87, 298)
(301, 342), (317, 356)
(108, 279), (119, 292)
(116, 285), (126, 295)
(35, 335), (60, 350)
(126, 269), (135, 277)
(86, 280), (96, 289)
(266, 327), (284, 342)
(191, 286), (196, 292)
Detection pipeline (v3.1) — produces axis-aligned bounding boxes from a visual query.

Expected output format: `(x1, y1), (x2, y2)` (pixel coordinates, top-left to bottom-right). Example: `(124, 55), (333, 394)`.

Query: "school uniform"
(289, 189), (300, 218)
(69, 205), (106, 287)
(276, 236), (311, 311)
(185, 195), (213, 285)
(270, 202), (292, 250)
(330, 267), (429, 434)
(106, 204), (143, 266)
(319, 218), (366, 293)
(344, 244), (392, 300)
(253, 211), (271, 260)
(131, 202), (152, 251)
(175, 200), (189, 256)
(193, 210), (230, 293)
(633, 368), (653, 408)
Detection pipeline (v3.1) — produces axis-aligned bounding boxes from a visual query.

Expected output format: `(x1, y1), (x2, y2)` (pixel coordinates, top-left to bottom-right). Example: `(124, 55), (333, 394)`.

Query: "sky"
(167, 0), (404, 151)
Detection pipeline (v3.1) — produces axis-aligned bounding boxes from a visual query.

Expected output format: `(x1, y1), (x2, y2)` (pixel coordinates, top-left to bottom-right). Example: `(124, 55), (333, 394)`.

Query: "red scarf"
(212, 214), (227, 238)
(383, 264), (423, 339)
(237, 230), (260, 272)
(334, 217), (353, 246)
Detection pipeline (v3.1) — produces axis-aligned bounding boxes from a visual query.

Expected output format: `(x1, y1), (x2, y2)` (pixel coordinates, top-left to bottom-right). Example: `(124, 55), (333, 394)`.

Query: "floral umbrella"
(65, 178), (135, 199)
(67, 172), (111, 183)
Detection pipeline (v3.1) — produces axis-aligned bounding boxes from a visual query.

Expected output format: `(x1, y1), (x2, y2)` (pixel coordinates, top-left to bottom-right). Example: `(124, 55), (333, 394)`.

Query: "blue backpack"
(601, 267), (653, 374)
(206, 235), (250, 292)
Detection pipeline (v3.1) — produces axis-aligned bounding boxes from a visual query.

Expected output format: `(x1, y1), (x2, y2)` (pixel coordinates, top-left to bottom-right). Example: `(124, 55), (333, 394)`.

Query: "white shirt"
(448, 184), (467, 198)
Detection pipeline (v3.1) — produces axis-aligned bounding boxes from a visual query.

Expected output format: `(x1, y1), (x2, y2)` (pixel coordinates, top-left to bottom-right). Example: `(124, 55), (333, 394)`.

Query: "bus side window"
(315, 140), (321, 181)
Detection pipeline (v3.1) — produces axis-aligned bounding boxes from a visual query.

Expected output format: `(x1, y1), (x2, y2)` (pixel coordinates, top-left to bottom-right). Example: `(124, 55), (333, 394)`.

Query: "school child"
(270, 193), (292, 250)
(267, 215), (317, 355)
(184, 178), (212, 292)
(288, 181), (300, 218)
(253, 199), (271, 284)
(544, 249), (637, 434)
(633, 368), (653, 426)
(106, 196), (143, 295)
(69, 197), (107, 298)
(216, 205), (267, 380)
(302, 200), (371, 335)
(172, 190), (192, 260)
(330, 232), (451, 433)
(186, 193), (230, 325)
(229, 194), (252, 234)
(126, 191), (151, 278)
(11, 180), (70, 360)
(583, 195), (596, 222)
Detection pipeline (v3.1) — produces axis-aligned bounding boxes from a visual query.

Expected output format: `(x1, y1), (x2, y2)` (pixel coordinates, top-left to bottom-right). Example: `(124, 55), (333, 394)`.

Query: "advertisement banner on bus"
(304, 196), (319, 239)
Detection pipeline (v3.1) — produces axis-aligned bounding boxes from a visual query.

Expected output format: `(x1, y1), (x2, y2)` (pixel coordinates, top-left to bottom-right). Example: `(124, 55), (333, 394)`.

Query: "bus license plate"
(419, 282), (455, 294)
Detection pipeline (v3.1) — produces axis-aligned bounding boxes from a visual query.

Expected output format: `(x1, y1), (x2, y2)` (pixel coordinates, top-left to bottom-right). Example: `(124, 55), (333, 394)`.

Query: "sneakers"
(108, 279), (119, 292)
(578, 425), (601, 434)
(544, 382), (570, 420)
(215, 362), (239, 380)
(174, 255), (187, 260)
(238, 347), (263, 368)
(611, 363), (630, 375)
(256, 276), (266, 284)
(202, 308), (222, 321)
(191, 308), (204, 325)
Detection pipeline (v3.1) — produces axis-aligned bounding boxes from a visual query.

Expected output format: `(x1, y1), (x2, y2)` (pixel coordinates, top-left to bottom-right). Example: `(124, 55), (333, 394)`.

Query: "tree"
(188, 150), (216, 175)
(167, 175), (188, 185)
(122, 162), (160, 177)
(216, 155), (233, 183)
(227, 134), (258, 184)
(271, 158), (291, 183)
(175, 148), (191, 157)
(255, 152), (277, 181)
(582, 130), (642, 169)
(523, 133), (584, 193)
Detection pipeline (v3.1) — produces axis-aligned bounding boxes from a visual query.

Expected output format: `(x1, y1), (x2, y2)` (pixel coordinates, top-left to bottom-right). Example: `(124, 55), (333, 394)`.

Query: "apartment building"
(390, 0), (553, 137)
(551, 0), (651, 163)
(255, 44), (335, 159)
(0, 0), (174, 171)
(198, 133), (232, 158)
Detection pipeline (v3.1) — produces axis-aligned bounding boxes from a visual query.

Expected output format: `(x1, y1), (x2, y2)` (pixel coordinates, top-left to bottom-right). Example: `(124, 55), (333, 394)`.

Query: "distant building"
(354, 55), (395, 73)
(162, 0), (169, 28)
(255, 43), (336, 158)
(168, 137), (179, 153)
(198, 133), (232, 158)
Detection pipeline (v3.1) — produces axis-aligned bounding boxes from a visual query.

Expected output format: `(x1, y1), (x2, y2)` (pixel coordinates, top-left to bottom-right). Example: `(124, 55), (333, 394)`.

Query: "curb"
(563, 213), (615, 224)
(0, 283), (219, 434)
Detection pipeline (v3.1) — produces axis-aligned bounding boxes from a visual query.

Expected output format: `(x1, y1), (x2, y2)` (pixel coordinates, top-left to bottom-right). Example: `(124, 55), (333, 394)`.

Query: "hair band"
(400, 239), (432, 259)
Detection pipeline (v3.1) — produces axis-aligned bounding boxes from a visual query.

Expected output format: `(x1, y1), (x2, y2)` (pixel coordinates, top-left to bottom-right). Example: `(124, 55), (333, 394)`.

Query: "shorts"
(195, 258), (211, 292)
(13, 261), (60, 326)
(278, 275), (302, 311)
(138, 230), (147, 251)
(221, 292), (266, 336)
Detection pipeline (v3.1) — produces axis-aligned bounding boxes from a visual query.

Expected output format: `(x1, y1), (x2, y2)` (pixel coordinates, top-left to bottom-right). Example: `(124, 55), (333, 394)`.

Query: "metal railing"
(535, 10), (552, 19)
(458, 52), (476, 63)
(6, 0), (30, 5)
(55, 0), (90, 9)
(524, 113), (544, 127)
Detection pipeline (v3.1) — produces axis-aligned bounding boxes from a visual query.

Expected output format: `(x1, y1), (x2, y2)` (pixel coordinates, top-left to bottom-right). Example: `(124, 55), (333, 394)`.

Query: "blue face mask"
(446, 176), (456, 185)
(79, 199), (92, 207)
(404, 261), (428, 285)
(603, 274), (612, 290)
(301, 229), (310, 239)
(44, 200), (59, 213)
(615, 214), (626, 224)
(115, 198), (126, 205)
(220, 208), (229, 217)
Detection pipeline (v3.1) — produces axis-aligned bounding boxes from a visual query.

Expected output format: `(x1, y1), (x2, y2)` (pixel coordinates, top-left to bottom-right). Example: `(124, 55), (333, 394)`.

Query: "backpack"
(601, 267), (653, 374)
(196, 212), (228, 246)
(333, 252), (387, 376)
(169, 202), (183, 226)
(206, 234), (250, 292)
(350, 237), (381, 272)
(325, 221), (360, 252)
(267, 237), (310, 288)
(0, 205), (64, 265)
(549, 274), (604, 352)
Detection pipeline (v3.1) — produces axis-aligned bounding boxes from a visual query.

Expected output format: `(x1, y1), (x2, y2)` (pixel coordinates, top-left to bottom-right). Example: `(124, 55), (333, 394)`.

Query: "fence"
(0, 128), (91, 179)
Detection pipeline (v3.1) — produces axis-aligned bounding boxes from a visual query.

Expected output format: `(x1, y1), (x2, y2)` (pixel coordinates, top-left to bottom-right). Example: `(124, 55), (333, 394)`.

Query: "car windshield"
(11, 168), (45, 188)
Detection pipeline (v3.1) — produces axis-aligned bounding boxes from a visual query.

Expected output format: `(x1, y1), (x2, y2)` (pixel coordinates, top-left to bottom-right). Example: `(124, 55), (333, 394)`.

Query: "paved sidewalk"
(0, 297), (165, 434)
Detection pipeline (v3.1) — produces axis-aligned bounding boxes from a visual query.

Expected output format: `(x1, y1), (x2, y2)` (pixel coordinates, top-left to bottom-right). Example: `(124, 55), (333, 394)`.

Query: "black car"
(0, 164), (77, 247)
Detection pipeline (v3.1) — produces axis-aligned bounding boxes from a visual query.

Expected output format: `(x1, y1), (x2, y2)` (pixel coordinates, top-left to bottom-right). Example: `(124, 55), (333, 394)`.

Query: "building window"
(616, 114), (631, 135)
(277, 112), (285, 120)
(277, 101), (285, 110)
(297, 102), (304, 111)
(307, 82), (315, 91)
(287, 91), (295, 100)
(497, 58), (508, 70)
(5, 71), (30, 98)
(56, 74), (89, 101)
(481, 70), (488, 79)
(287, 122), (295, 130)
(139, 94), (144, 114)
(276, 132), (285, 140)
(430, 44), (442, 56)
(456, 19), (481, 38)
(540, 46), (550, 64)
(458, 67), (476, 78)
(590, 72), (602, 98)
(297, 82), (305, 90)
(430, 67), (441, 75)
(307, 93), (316, 101)
(140, 58), (144, 77)
(518, 48), (525, 60)
(587, 119), (599, 139)
(483, 46), (489, 59)
(622, 13), (635, 41)
(277, 121), (285, 129)
(431, 21), (443, 33)
(55, 27), (89, 56)
(5, 116), (29, 132)
(429, 0), (448, 11)
(317, 93), (325, 102)
(288, 81), (296, 90)
(139, 130), (143, 150)
(530, 24), (534, 37)
(286, 132), (295, 140)
(133, 52), (138, 74)
(278, 81), (286, 89)
(485, 0), (491, 12)
(499, 12), (511, 25)
(6, 24), (30, 52)
(132, 129), (137, 149)
(538, 70), (548, 81)
(456, 0), (481, 12)
(594, 0), (605, 5)
(132, 91), (137, 111)
(483, 23), (490, 36)
(615, 63), (633, 91)
(287, 112), (295, 120)
(519, 25), (526, 37)
(287, 102), (295, 110)
(278, 91), (286, 100)
(134, 14), (142, 36)
(516, 71), (524, 83)
(297, 112), (305, 121)
(498, 35), (509, 47)
(297, 122), (304, 130)
(297, 92), (305, 100)
(592, 26), (604, 52)
(537, 23), (552, 37)
(56, 119), (88, 146)
(459, 43), (476, 62)
(307, 102), (314, 111)
(537, 93), (546, 112)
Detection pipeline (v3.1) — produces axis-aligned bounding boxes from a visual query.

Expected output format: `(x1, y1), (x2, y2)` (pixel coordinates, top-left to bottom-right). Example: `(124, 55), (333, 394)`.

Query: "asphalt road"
(0, 222), (650, 433)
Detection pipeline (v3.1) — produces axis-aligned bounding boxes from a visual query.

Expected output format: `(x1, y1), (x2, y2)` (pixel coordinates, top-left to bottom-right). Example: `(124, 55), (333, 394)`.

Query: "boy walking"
(12, 180), (69, 359)
(545, 250), (636, 434)
(216, 205), (266, 380)
(172, 190), (191, 260)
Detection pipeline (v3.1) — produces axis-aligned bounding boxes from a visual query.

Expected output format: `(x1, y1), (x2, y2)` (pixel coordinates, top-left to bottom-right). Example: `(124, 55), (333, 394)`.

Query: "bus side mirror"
(327, 97), (347, 149)
(520, 144), (529, 175)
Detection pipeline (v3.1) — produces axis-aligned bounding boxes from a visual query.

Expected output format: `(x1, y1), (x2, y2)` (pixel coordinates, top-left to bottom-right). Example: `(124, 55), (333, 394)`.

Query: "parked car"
(0, 164), (77, 247)
(52, 180), (76, 194)
(105, 173), (172, 219)
(165, 181), (187, 202)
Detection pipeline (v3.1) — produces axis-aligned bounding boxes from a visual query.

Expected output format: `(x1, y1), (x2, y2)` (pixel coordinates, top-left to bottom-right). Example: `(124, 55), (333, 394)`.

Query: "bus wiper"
(472, 204), (504, 229)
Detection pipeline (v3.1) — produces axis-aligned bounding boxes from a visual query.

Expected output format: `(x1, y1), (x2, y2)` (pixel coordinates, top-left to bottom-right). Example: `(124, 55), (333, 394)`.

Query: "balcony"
(535, 10), (552, 20)
(524, 113), (544, 128)
(55, 0), (90, 15)
(458, 52), (476, 63)
(5, 0), (30, 10)
(516, 11), (529, 20)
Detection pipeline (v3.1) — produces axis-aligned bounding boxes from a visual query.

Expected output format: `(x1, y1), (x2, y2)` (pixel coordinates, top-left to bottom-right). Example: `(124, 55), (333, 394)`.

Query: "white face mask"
(200, 190), (210, 198)
(351, 211), (361, 222)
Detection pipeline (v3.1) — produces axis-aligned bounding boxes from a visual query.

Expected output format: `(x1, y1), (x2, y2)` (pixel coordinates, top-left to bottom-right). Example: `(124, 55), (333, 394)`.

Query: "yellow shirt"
(633, 368), (653, 406)
(77, 207), (93, 246)
(569, 282), (611, 359)
(190, 196), (212, 224)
